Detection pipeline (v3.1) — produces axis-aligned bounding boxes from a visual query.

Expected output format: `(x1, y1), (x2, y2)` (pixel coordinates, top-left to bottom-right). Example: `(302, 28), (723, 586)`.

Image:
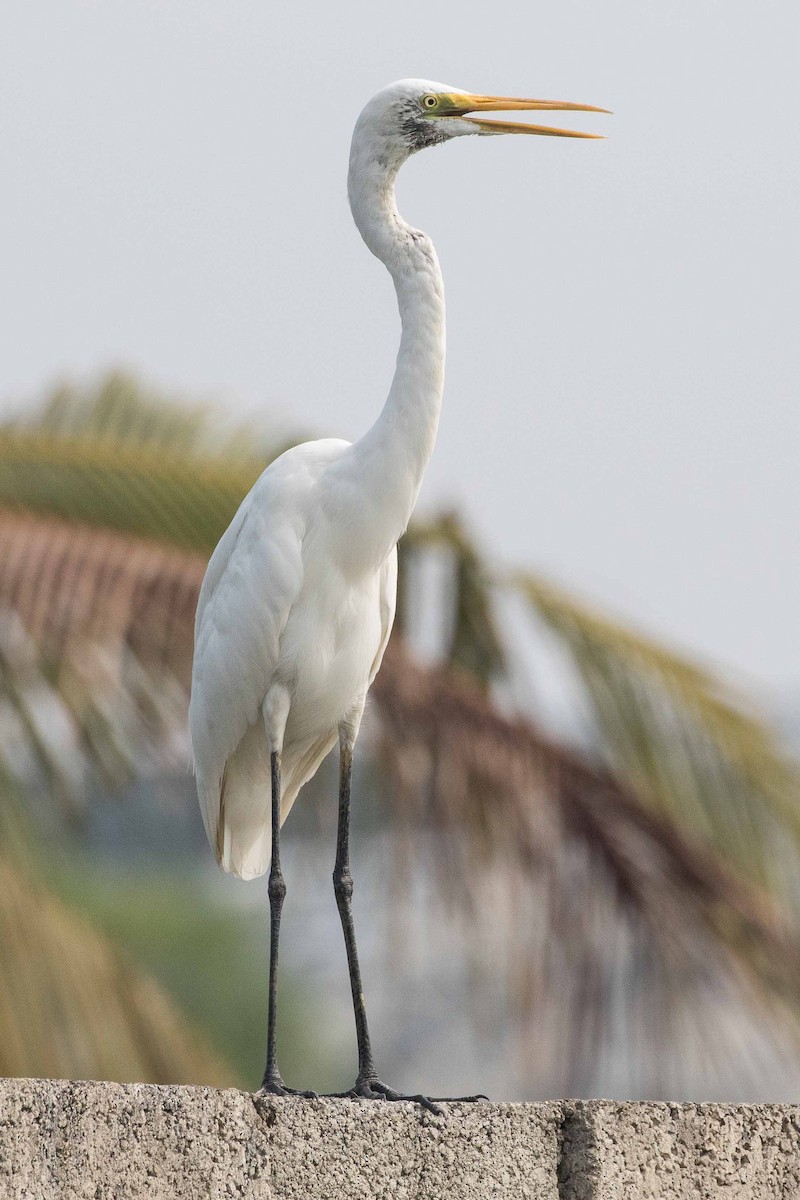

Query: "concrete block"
(560, 1099), (800, 1199)
(0, 1079), (271, 1199)
(0, 1078), (559, 1200)
(257, 1093), (560, 1199)
(2, 1079), (800, 1198)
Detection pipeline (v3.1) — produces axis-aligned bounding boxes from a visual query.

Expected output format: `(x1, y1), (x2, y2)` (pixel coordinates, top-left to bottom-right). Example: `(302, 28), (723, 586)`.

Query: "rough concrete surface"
(559, 1099), (800, 1200)
(0, 1079), (559, 1200)
(0, 1079), (799, 1199)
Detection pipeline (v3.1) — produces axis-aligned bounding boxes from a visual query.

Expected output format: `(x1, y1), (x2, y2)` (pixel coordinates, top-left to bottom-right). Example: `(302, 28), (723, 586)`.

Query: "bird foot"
(331, 1075), (488, 1116)
(350, 1075), (443, 1115)
(258, 1074), (318, 1100)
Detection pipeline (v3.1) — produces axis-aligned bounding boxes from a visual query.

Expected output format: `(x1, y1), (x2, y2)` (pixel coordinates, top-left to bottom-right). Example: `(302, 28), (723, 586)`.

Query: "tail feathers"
(199, 723), (338, 882)
(213, 720), (272, 880)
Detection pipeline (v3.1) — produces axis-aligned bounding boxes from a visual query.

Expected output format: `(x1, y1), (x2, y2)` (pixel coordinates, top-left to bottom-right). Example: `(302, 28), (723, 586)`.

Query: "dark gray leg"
(331, 732), (486, 1113)
(333, 738), (377, 1082)
(260, 750), (315, 1098)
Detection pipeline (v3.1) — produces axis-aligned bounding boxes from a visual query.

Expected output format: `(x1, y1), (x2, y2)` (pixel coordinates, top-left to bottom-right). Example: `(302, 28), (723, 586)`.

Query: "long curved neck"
(336, 146), (445, 566)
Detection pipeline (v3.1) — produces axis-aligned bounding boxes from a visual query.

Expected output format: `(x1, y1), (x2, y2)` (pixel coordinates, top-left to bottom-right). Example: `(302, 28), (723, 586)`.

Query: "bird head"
(352, 78), (608, 171)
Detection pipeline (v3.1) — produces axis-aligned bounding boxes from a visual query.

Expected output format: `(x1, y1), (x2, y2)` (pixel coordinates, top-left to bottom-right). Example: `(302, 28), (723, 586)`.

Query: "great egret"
(190, 79), (606, 1107)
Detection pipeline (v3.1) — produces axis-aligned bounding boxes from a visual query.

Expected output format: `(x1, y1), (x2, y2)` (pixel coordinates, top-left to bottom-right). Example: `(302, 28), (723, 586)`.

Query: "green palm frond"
(0, 371), (297, 553)
(0, 428), (262, 553)
(514, 572), (800, 894)
(27, 370), (288, 460)
(33, 373), (214, 452)
(0, 859), (237, 1085)
(0, 792), (236, 1085)
(403, 513), (507, 686)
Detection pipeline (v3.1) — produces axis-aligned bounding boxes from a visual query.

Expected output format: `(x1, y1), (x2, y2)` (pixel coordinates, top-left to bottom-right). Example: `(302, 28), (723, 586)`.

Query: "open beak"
(456, 94), (610, 139)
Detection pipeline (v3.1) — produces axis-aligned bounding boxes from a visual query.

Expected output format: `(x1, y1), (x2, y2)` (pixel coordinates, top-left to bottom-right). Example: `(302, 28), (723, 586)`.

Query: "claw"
(332, 1076), (442, 1115)
(258, 1077), (318, 1100)
(368, 1079), (442, 1115)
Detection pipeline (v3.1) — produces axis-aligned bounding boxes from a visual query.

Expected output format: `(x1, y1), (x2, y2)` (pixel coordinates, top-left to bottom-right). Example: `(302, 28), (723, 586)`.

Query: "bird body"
(189, 78), (605, 1101)
(190, 437), (398, 880)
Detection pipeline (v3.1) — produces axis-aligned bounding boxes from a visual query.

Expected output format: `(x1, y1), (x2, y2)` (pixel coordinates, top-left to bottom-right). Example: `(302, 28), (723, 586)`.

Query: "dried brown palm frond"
(0, 607), (192, 819)
(371, 641), (800, 1094)
(0, 510), (204, 679)
(0, 512), (207, 810)
(403, 511), (800, 901)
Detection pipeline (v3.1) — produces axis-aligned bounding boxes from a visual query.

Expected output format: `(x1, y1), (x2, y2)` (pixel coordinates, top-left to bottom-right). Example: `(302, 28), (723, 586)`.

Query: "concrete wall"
(1, 1078), (799, 1199)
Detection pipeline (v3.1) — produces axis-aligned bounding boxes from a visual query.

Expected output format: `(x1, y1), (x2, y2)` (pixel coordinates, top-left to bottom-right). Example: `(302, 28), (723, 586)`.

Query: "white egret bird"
(190, 79), (606, 1107)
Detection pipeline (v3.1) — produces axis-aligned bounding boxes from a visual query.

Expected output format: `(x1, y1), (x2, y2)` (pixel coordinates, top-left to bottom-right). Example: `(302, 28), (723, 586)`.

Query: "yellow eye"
(422, 94), (438, 110)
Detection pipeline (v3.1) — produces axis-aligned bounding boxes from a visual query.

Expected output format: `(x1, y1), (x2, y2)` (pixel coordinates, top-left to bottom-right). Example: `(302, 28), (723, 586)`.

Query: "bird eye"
(422, 95), (438, 110)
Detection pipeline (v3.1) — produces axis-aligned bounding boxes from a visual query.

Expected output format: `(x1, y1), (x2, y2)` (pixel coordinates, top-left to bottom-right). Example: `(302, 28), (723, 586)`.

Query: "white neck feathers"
(330, 137), (445, 567)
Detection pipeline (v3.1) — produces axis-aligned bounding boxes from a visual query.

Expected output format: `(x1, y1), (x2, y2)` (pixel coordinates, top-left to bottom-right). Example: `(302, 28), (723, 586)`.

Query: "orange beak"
(453, 93), (610, 139)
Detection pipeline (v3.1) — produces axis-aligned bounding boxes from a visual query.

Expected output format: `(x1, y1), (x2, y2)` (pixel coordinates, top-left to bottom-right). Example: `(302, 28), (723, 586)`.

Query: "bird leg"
(331, 733), (484, 1115)
(260, 749), (315, 1099)
(332, 737), (375, 1082)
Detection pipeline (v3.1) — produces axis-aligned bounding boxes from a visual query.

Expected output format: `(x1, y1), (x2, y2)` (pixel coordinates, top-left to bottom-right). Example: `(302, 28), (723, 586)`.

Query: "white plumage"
(188, 78), (604, 1101)
(190, 438), (397, 879)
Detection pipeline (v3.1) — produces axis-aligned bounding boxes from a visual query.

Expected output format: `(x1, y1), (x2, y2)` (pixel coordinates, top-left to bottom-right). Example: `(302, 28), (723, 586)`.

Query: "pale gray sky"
(2, 0), (799, 690)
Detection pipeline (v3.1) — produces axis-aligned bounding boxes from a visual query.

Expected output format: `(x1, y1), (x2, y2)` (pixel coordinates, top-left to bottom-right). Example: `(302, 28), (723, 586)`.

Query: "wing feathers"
(190, 440), (356, 880)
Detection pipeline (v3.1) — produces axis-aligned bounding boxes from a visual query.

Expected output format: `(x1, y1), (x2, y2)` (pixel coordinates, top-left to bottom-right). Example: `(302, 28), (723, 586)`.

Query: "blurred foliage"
(0, 790), (235, 1085)
(0, 425), (254, 553)
(52, 859), (340, 1092)
(407, 513), (507, 688)
(0, 370), (799, 1096)
(372, 644), (800, 1096)
(514, 572), (800, 897)
(0, 371), (267, 552)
